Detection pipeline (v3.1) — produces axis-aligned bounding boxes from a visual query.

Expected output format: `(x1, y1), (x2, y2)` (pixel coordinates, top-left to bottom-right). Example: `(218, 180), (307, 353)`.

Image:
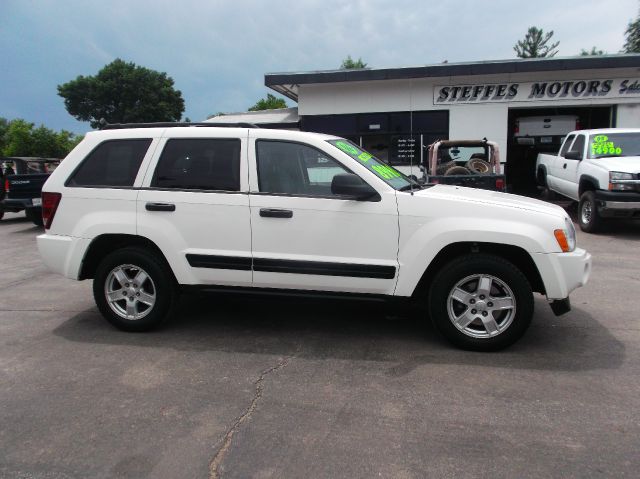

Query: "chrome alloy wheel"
(581, 199), (593, 225)
(446, 274), (516, 338)
(104, 264), (156, 321)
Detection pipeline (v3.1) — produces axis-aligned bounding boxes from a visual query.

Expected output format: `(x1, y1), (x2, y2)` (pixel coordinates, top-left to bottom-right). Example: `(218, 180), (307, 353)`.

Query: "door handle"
(563, 163), (567, 169)
(145, 202), (176, 212)
(259, 208), (293, 218)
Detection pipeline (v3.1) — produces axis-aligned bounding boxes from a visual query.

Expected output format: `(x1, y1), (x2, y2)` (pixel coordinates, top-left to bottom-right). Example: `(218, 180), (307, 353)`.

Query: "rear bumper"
(37, 234), (89, 279)
(2, 198), (39, 212)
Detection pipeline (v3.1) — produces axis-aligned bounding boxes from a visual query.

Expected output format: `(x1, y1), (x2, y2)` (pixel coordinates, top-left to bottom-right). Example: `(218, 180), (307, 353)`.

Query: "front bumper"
(594, 190), (640, 217)
(532, 248), (592, 301)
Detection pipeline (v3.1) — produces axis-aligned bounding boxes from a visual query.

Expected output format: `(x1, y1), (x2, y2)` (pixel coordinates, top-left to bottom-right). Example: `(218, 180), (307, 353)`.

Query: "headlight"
(554, 217), (576, 252)
(609, 171), (637, 191)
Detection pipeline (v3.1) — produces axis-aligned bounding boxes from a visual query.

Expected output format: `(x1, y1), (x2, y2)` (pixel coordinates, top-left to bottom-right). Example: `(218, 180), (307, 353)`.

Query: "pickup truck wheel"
(536, 168), (547, 188)
(25, 208), (43, 226)
(429, 254), (534, 351)
(578, 191), (601, 233)
(93, 247), (178, 332)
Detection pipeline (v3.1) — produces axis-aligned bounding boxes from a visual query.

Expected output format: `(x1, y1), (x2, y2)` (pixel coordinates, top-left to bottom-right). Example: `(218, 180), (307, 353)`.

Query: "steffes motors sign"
(433, 79), (640, 104)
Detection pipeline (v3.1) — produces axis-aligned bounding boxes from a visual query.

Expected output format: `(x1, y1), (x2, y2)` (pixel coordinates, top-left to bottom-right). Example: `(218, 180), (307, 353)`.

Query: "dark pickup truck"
(421, 139), (506, 192)
(1, 157), (61, 225)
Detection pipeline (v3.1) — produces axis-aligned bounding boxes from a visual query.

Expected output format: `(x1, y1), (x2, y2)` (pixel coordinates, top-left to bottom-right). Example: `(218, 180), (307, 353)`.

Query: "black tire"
(465, 159), (491, 174)
(428, 254), (534, 351)
(0, 205), (4, 221)
(536, 168), (547, 188)
(93, 247), (178, 332)
(578, 190), (601, 233)
(444, 166), (471, 176)
(25, 208), (43, 226)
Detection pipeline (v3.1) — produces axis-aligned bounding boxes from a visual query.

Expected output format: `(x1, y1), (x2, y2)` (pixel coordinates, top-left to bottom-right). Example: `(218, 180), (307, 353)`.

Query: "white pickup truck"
(536, 128), (640, 232)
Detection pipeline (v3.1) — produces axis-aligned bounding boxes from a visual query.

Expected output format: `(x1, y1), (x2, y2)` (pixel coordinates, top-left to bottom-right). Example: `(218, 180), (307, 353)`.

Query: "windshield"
(327, 139), (416, 190)
(589, 133), (640, 158)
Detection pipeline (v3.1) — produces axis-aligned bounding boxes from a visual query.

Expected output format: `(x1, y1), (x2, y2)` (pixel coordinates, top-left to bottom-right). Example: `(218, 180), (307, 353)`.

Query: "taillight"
(496, 178), (505, 191)
(575, 119), (581, 130)
(514, 120), (519, 135)
(4, 179), (9, 192)
(42, 192), (62, 230)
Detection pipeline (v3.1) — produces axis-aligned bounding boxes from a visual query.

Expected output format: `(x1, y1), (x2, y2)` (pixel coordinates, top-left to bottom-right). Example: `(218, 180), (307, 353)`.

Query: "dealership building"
(209, 54), (640, 193)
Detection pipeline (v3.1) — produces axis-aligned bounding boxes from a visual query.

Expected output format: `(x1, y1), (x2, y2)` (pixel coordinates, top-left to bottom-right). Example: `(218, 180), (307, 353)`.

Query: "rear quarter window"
(559, 135), (575, 157)
(66, 139), (152, 187)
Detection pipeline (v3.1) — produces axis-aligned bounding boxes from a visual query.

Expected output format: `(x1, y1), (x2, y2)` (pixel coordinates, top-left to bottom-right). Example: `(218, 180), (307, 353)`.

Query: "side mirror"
(331, 174), (380, 201)
(564, 150), (582, 161)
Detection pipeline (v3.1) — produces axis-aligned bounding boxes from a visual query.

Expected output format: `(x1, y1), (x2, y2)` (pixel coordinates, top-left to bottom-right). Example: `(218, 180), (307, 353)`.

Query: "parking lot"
(0, 210), (639, 479)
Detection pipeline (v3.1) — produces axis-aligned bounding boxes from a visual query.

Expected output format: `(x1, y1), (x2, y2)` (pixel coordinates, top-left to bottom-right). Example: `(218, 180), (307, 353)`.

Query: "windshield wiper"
(399, 183), (423, 192)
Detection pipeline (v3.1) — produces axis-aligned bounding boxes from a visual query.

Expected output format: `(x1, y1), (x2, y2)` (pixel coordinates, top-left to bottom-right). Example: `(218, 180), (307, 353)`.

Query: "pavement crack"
(209, 356), (292, 479)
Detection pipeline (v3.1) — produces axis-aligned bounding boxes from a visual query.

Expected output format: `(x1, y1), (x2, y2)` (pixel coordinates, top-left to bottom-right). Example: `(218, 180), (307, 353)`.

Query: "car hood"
(411, 184), (566, 217)
(591, 156), (640, 173)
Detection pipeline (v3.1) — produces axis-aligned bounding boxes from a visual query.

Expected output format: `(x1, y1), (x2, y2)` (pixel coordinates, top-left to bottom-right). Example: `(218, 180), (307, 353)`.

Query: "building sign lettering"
(434, 78), (640, 105)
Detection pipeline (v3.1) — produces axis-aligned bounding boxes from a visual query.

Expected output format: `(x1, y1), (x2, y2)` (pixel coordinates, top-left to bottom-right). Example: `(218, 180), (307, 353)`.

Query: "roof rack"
(100, 122), (260, 130)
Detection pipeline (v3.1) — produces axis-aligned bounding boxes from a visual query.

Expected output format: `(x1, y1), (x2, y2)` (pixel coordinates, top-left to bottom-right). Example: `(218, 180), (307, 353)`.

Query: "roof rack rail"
(100, 122), (260, 130)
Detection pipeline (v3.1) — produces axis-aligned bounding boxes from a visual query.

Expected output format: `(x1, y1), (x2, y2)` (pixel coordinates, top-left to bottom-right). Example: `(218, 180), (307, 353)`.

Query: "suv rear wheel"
(428, 254), (534, 351)
(93, 247), (177, 331)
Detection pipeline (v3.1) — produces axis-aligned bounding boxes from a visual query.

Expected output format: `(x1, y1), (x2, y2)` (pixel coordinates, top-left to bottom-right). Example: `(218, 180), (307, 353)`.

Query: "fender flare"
(578, 174), (600, 196)
(536, 164), (548, 187)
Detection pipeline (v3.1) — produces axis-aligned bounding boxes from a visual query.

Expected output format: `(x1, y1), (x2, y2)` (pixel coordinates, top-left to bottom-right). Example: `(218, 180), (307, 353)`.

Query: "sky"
(1, 0), (637, 134)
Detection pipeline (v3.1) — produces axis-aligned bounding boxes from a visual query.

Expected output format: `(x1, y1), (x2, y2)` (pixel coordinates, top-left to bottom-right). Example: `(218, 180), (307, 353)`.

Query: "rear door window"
(151, 138), (241, 191)
(67, 139), (151, 187)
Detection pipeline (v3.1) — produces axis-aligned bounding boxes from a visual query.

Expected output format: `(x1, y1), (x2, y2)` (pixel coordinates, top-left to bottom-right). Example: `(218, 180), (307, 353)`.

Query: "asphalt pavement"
(0, 210), (639, 478)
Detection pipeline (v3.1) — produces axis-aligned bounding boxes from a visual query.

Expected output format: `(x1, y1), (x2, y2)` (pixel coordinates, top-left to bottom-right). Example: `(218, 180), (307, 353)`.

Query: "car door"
(137, 128), (252, 287)
(548, 134), (575, 191)
(248, 132), (400, 295)
(555, 134), (584, 200)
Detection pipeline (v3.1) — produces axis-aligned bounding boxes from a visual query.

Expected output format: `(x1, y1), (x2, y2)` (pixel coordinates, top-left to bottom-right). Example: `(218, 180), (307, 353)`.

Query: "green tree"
(580, 47), (605, 56)
(623, 11), (640, 53)
(0, 118), (82, 158)
(2, 119), (34, 156)
(0, 117), (9, 153)
(514, 27), (559, 58)
(340, 55), (368, 69)
(57, 59), (185, 128)
(248, 94), (287, 111)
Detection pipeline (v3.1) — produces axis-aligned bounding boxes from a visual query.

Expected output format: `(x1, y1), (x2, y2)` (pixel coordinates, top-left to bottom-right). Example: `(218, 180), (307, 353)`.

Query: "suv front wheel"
(429, 254), (534, 351)
(93, 247), (178, 331)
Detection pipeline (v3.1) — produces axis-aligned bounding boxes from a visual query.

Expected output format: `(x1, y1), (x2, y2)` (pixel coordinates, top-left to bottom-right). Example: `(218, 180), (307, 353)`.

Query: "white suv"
(38, 123), (591, 351)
